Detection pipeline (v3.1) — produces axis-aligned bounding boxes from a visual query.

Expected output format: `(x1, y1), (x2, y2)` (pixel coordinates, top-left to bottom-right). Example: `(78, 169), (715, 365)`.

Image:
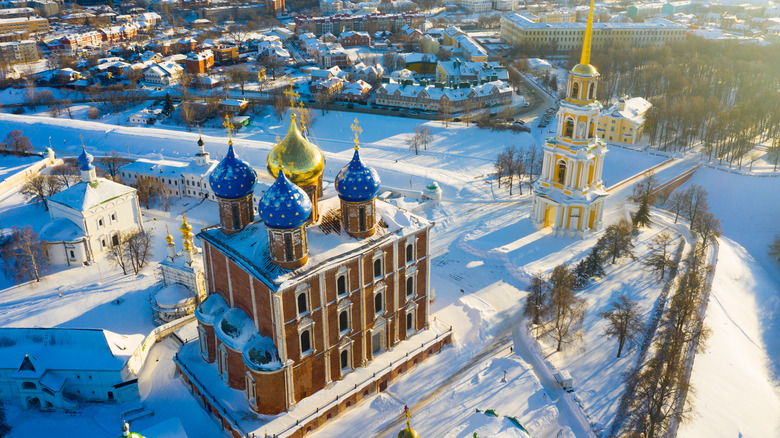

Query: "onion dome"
(397, 406), (420, 438)
(266, 114), (324, 187)
(335, 148), (380, 202)
(208, 143), (257, 200)
(197, 135), (204, 147)
(571, 63), (598, 76)
(259, 170), (312, 229)
(165, 225), (174, 246)
(77, 146), (94, 171)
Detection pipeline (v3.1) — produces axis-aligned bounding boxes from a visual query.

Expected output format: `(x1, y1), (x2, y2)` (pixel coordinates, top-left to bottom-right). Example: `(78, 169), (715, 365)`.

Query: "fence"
(0, 155), (62, 198)
(126, 314), (196, 376)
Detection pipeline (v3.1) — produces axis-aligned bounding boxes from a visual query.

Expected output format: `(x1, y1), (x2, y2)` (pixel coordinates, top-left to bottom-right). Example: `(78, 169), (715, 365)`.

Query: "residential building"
(128, 109), (160, 124)
(0, 31), (29, 43)
(375, 80), (512, 112)
(212, 45), (238, 65)
(185, 50), (214, 74)
(339, 79), (372, 102)
(39, 148), (144, 266)
(218, 98), (249, 116)
(0, 16), (48, 34)
(309, 75), (344, 95)
(500, 14), (687, 52)
(61, 32), (102, 52)
(315, 43), (350, 67)
(0, 8), (35, 19)
(320, 0), (342, 15)
(0, 39), (38, 64)
(492, 0), (516, 11)
(401, 53), (438, 75)
(294, 12), (424, 37)
(349, 62), (383, 83)
(435, 58), (508, 86)
(597, 96), (652, 145)
(143, 62), (183, 85)
(452, 34), (489, 62)
(458, 0), (491, 13)
(0, 328), (143, 410)
(338, 30), (370, 46)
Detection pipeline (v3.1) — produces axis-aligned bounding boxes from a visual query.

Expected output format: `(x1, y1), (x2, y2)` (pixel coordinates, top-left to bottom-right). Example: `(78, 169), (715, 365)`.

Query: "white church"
(40, 147), (144, 266)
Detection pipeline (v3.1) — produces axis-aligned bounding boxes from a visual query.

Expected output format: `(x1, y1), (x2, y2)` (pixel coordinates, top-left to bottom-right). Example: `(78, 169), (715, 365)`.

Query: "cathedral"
(180, 91), (447, 428)
(531, 0), (608, 237)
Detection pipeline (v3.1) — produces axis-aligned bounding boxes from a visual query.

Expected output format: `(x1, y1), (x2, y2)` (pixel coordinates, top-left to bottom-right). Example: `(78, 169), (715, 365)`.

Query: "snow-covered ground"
(0, 109), (778, 437)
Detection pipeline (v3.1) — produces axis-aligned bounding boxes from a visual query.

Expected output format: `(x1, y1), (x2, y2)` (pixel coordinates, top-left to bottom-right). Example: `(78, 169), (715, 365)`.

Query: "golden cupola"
(266, 112), (324, 187)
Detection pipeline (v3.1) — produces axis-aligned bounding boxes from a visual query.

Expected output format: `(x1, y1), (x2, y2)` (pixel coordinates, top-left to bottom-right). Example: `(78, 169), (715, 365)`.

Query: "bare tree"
(273, 94), (288, 121)
(683, 185), (709, 226)
(632, 173), (659, 204)
(2, 130), (32, 153)
(21, 175), (61, 211)
(227, 64), (254, 95)
(643, 232), (676, 280)
(126, 230), (153, 275)
(102, 150), (127, 179)
(107, 232), (130, 275)
(692, 211), (721, 249)
(597, 220), (635, 264)
(50, 163), (79, 188)
(665, 190), (687, 223)
(133, 175), (165, 209)
(314, 90), (333, 115)
(406, 129), (420, 155)
(382, 51), (399, 71)
(600, 294), (645, 358)
(418, 125), (433, 151)
(524, 272), (547, 327)
(0, 226), (47, 282)
(546, 264), (587, 351)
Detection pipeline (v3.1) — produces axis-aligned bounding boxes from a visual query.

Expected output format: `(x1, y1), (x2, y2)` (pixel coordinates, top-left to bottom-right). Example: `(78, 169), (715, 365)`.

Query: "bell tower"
(531, 0), (608, 237)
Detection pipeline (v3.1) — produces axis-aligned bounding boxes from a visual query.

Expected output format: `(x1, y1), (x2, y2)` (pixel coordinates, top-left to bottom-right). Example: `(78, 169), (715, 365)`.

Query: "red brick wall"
(249, 367), (287, 414)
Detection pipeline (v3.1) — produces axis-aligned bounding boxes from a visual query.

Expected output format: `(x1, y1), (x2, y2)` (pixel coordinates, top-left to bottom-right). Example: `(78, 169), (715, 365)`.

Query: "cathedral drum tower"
(207, 123), (257, 235)
(531, 0), (608, 237)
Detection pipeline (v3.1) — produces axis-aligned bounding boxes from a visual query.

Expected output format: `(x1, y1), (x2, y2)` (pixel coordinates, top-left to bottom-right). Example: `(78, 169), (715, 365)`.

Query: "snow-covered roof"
(0, 328), (144, 373)
(47, 178), (136, 212)
(155, 283), (195, 308)
(605, 97), (652, 124)
(120, 158), (216, 179)
(215, 308), (257, 351)
(39, 217), (85, 243)
(198, 195), (432, 290)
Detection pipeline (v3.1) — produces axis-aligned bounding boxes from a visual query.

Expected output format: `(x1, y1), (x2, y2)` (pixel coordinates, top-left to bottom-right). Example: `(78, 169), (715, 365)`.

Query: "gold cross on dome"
(222, 115), (234, 144)
(79, 134), (85, 149)
(284, 79), (299, 111)
(351, 118), (362, 150)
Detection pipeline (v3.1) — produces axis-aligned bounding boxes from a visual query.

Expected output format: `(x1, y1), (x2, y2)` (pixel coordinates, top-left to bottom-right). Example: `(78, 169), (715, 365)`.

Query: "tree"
(524, 272), (547, 326)
(600, 294), (645, 358)
(406, 129), (420, 155)
(692, 211), (721, 249)
(665, 190), (687, 223)
(632, 197), (652, 228)
(643, 232), (676, 280)
(0, 226), (47, 282)
(0, 399), (10, 437)
(50, 163), (79, 188)
(107, 232), (131, 275)
(227, 64), (253, 95)
(314, 90), (333, 115)
(632, 173), (659, 204)
(162, 93), (175, 116)
(572, 258), (590, 290)
(126, 230), (153, 275)
(597, 220), (636, 264)
(383, 51), (399, 71)
(546, 264), (587, 351)
(133, 175), (164, 209)
(21, 175), (61, 211)
(102, 150), (126, 179)
(584, 245), (606, 279)
(682, 185), (709, 226)
(2, 130), (32, 153)
(418, 125), (433, 151)
(125, 67), (143, 86)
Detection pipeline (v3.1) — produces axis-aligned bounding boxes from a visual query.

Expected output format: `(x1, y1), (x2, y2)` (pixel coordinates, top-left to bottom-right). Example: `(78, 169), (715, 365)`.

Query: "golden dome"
(165, 225), (174, 247)
(571, 63), (598, 76)
(397, 406), (419, 438)
(267, 114), (324, 187)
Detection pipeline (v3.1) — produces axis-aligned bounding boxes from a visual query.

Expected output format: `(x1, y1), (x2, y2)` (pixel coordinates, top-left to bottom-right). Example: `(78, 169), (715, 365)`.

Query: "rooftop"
(47, 178), (136, 212)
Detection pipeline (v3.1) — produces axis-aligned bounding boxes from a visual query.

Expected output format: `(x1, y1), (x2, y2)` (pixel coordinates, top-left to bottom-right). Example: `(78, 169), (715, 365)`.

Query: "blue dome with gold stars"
(335, 148), (381, 203)
(209, 143), (257, 200)
(259, 170), (312, 229)
(77, 147), (94, 171)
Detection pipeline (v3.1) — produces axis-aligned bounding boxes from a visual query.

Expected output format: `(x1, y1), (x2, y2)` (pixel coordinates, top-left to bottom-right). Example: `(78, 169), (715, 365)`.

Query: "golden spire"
(165, 225), (174, 247)
(581, 0), (595, 66)
(405, 405), (412, 429)
(222, 115), (234, 145)
(351, 118), (362, 150)
(284, 79), (300, 122)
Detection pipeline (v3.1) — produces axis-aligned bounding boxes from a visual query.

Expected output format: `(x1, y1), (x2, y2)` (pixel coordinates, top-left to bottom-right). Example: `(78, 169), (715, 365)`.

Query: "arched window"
(374, 292), (383, 314)
(340, 350), (349, 369)
(373, 258), (382, 278)
(284, 234), (294, 261)
(405, 243), (414, 264)
(564, 119), (574, 138)
(297, 292), (308, 315)
(570, 81), (580, 99)
(589, 121), (595, 139)
(231, 203), (240, 230)
(337, 275), (347, 295)
(406, 276), (414, 297)
(21, 382), (36, 390)
(576, 122), (587, 139)
(339, 310), (349, 332)
(557, 161), (567, 185)
(358, 206), (366, 231)
(588, 83), (595, 99)
(407, 312), (414, 332)
(300, 330), (311, 354)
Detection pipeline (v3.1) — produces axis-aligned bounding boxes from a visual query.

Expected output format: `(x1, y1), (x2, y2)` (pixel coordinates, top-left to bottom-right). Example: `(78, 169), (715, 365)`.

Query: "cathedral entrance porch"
(174, 324), (453, 438)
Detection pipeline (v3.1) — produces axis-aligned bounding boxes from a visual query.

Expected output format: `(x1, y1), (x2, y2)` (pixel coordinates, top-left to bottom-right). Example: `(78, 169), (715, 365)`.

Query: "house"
(128, 108), (160, 124)
(338, 30), (370, 46)
(597, 96), (652, 145)
(39, 148), (143, 266)
(349, 62), (383, 83)
(212, 45), (238, 65)
(435, 58), (508, 86)
(375, 79), (513, 112)
(315, 43), (350, 68)
(218, 98), (249, 116)
(175, 37), (197, 53)
(0, 328), (144, 410)
(184, 50), (214, 74)
(309, 76), (343, 95)
(525, 57), (553, 74)
(339, 79), (371, 102)
(143, 61), (183, 85)
(401, 53), (438, 75)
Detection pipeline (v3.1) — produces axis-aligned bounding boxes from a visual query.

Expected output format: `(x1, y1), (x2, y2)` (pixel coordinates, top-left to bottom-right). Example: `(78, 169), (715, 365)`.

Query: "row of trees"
(494, 145), (542, 196)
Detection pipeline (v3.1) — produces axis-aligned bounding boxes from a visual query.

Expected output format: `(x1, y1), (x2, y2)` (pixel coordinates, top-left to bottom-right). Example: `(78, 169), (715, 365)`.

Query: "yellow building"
(597, 96), (652, 145)
(531, 0), (608, 237)
(500, 13), (686, 52)
(0, 16), (49, 35)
